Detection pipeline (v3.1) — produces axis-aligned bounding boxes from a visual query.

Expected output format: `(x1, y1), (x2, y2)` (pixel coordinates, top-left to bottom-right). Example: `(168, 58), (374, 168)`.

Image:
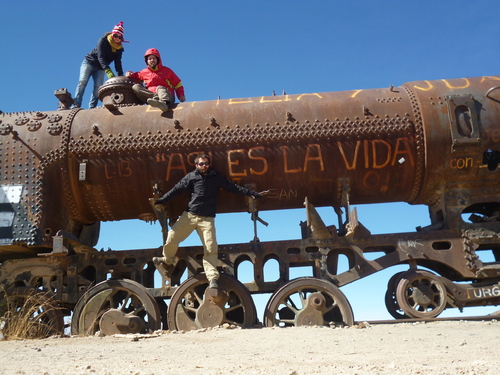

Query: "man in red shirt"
(126, 48), (186, 112)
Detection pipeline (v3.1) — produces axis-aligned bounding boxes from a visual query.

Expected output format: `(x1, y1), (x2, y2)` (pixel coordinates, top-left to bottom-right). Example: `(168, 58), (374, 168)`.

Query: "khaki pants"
(132, 84), (174, 104)
(163, 211), (220, 281)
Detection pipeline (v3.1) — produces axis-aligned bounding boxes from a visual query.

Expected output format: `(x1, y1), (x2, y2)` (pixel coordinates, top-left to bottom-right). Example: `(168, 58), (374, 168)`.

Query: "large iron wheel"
(384, 272), (409, 319)
(0, 287), (64, 339)
(395, 270), (447, 319)
(167, 274), (256, 331)
(71, 279), (161, 336)
(264, 277), (354, 327)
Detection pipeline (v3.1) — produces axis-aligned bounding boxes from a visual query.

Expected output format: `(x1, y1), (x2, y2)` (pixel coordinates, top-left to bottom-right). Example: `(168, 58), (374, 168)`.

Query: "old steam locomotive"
(0, 75), (499, 335)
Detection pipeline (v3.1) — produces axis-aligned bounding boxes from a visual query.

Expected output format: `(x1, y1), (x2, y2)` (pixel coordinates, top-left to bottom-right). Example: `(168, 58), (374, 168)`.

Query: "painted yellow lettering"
(166, 153), (187, 181)
(372, 140), (391, 169)
(120, 161), (132, 178)
(350, 90), (363, 98)
(481, 76), (500, 82)
(260, 95), (291, 103)
(248, 147), (268, 175)
(264, 188), (280, 199)
(391, 138), (415, 166)
(279, 189), (298, 199)
(463, 157), (473, 169)
(413, 80), (433, 91)
(104, 164), (113, 179)
(303, 144), (324, 172)
(450, 157), (474, 169)
(155, 153), (167, 163)
(441, 78), (470, 89)
(364, 140), (369, 169)
(227, 149), (248, 177)
(296, 93), (323, 100)
(337, 141), (361, 170)
(281, 146), (302, 173)
(228, 98), (253, 104)
(362, 171), (380, 189)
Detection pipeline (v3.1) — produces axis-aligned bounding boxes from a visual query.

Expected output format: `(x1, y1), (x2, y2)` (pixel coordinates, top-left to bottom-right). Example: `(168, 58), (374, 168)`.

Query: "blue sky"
(1, 1), (499, 321)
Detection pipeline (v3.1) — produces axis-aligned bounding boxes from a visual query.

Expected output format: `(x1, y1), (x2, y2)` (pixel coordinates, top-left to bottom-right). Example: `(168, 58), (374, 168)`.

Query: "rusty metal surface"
(65, 90), (419, 224)
(1, 76), (499, 253)
(1, 75), (499, 330)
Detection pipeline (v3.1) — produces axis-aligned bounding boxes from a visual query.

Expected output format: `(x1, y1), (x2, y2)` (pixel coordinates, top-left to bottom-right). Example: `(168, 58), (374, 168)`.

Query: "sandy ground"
(0, 320), (499, 375)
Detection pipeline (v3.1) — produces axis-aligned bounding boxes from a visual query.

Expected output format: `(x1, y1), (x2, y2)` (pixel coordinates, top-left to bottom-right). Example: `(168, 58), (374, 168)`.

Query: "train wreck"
(0, 75), (499, 335)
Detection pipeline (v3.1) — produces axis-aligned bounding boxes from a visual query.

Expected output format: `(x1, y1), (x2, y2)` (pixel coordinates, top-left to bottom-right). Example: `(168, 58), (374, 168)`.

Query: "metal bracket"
(149, 198), (170, 245)
(445, 94), (481, 153)
(246, 186), (269, 243)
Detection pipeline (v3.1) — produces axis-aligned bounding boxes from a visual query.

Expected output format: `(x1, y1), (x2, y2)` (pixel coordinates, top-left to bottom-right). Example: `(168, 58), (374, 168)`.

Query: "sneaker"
(208, 279), (218, 289)
(147, 98), (169, 112)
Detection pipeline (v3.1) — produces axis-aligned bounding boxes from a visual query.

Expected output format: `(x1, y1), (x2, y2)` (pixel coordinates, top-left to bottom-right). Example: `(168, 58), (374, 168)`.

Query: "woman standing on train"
(73, 21), (127, 109)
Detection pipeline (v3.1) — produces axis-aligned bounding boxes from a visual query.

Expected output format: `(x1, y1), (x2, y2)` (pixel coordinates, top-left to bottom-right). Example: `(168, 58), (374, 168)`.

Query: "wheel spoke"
(120, 291), (132, 311)
(133, 304), (146, 315)
(225, 303), (243, 313)
(182, 305), (199, 313)
(283, 298), (299, 314)
(193, 290), (204, 305)
(298, 289), (308, 307)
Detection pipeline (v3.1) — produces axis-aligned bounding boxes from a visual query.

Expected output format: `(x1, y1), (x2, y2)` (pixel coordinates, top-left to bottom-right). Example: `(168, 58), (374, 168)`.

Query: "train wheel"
(71, 279), (161, 336)
(0, 287), (64, 339)
(167, 274), (256, 331)
(263, 277), (354, 327)
(384, 272), (410, 319)
(395, 270), (447, 319)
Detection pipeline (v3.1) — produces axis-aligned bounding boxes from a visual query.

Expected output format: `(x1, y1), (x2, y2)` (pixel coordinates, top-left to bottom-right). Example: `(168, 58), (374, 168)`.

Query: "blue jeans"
(74, 60), (105, 108)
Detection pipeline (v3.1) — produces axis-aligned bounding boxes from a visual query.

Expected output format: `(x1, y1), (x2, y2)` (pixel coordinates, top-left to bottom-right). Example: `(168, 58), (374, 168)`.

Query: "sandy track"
(1, 320), (499, 375)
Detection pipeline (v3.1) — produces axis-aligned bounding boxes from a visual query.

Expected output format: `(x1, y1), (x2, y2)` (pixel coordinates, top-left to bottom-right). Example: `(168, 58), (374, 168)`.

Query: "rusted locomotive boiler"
(0, 75), (499, 336)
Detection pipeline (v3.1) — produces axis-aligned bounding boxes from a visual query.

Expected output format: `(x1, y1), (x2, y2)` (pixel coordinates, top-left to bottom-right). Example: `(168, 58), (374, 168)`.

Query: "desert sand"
(0, 320), (499, 375)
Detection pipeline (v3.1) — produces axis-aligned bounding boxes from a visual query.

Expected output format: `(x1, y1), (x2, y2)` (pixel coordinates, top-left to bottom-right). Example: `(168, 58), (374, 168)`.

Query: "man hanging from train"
(153, 154), (262, 289)
(126, 48), (185, 112)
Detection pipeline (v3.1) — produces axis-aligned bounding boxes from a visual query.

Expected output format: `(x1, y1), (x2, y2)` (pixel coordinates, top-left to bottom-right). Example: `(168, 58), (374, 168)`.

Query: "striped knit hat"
(111, 21), (129, 43)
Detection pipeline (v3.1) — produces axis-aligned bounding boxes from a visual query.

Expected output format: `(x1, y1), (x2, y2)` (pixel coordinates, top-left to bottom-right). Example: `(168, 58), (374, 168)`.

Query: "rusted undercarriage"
(1, 201), (499, 335)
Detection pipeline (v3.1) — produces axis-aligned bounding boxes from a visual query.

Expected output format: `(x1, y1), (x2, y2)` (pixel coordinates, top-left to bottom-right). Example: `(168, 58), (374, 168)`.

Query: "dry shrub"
(0, 287), (64, 340)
